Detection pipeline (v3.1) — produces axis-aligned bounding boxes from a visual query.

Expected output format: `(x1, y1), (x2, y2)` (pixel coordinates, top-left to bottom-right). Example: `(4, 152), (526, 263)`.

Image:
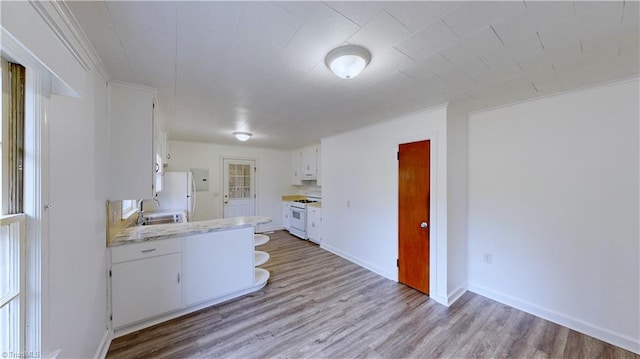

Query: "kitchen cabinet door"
(282, 202), (291, 230)
(153, 106), (163, 193)
(291, 150), (302, 185)
(111, 252), (182, 329)
(301, 146), (317, 180)
(182, 228), (254, 306)
(153, 105), (165, 175)
(307, 207), (322, 244)
(316, 145), (322, 186)
(108, 82), (156, 200)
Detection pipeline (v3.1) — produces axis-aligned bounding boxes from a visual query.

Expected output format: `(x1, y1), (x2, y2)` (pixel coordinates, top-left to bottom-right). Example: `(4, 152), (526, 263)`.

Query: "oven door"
(290, 206), (306, 231)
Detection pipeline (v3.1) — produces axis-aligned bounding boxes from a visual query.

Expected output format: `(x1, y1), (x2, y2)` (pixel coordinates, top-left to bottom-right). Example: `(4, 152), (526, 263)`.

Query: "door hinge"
(397, 259), (399, 267)
(254, 167), (257, 172)
(110, 314), (113, 321)
(397, 152), (399, 160)
(109, 270), (112, 278)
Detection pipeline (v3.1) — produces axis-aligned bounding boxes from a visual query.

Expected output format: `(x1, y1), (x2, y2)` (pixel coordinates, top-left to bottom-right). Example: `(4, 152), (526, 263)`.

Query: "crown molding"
(28, 0), (111, 81)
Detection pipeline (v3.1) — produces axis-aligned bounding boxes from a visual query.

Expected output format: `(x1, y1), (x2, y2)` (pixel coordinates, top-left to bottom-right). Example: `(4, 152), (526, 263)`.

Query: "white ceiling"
(67, 1), (639, 150)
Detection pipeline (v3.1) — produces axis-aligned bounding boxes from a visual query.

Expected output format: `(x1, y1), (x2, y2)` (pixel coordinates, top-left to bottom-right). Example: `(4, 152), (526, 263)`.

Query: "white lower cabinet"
(111, 246), (182, 328)
(307, 206), (322, 244)
(182, 228), (253, 306)
(110, 227), (257, 334)
(282, 201), (291, 230)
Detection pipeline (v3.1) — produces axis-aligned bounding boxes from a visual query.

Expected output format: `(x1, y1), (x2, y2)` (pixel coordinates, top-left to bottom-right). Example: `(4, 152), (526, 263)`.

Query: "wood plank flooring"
(107, 230), (638, 358)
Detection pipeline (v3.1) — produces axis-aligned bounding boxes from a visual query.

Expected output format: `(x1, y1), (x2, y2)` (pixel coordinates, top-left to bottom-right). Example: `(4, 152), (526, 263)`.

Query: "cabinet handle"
(155, 163), (160, 173)
(141, 248), (156, 253)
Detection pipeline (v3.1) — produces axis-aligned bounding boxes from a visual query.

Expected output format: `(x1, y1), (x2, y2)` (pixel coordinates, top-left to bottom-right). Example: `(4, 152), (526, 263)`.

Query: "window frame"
(2, 19), (56, 355)
(121, 199), (138, 219)
(0, 57), (27, 354)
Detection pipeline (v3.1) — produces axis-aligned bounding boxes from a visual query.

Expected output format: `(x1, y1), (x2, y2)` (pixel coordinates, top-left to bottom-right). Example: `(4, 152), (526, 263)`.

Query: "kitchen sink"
(140, 213), (184, 226)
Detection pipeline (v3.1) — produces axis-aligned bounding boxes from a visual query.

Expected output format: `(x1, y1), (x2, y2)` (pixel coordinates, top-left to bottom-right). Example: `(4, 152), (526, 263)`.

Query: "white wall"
(47, 70), (109, 356)
(321, 105), (451, 305)
(163, 140), (295, 231)
(3, 2), (111, 357)
(467, 78), (640, 353)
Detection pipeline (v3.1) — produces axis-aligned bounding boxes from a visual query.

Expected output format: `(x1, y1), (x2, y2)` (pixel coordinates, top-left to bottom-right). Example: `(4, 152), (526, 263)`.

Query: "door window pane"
(228, 164), (251, 199)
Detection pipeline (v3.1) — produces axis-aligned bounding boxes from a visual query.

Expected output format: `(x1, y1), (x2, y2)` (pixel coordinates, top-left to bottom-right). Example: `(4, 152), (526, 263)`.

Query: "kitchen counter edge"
(109, 216), (272, 247)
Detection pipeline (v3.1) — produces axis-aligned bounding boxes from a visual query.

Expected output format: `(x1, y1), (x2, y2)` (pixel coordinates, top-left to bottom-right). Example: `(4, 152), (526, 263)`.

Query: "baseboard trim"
(447, 285), (467, 306)
(320, 243), (396, 281)
(429, 293), (448, 306)
(467, 283), (640, 354)
(93, 330), (112, 359)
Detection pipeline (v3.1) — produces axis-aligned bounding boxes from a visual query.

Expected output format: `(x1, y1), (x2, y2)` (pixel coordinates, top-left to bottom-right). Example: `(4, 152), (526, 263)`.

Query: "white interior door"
(223, 158), (256, 218)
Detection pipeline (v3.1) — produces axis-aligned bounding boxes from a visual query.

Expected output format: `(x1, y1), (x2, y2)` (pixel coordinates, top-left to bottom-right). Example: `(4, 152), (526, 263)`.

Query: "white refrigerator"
(156, 171), (195, 221)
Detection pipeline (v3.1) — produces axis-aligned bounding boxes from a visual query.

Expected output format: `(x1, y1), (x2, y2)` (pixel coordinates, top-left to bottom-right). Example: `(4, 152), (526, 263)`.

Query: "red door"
(398, 140), (430, 294)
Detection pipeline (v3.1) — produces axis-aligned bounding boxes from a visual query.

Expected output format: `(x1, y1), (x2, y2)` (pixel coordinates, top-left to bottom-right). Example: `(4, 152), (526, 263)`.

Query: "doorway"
(398, 140), (430, 294)
(222, 158), (256, 218)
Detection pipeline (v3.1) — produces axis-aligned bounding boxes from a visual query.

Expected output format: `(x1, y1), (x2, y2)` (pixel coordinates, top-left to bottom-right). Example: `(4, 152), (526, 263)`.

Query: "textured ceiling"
(67, 1), (639, 150)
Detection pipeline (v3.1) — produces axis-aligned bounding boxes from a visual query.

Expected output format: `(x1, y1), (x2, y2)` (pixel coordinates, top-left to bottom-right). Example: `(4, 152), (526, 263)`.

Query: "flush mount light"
(325, 45), (371, 79)
(233, 131), (252, 141)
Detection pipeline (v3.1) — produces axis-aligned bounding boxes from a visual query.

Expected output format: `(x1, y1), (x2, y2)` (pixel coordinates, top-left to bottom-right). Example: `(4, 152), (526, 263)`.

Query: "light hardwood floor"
(107, 230), (638, 358)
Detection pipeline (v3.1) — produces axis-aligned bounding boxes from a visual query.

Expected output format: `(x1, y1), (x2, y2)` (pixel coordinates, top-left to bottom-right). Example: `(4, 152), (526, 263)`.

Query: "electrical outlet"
(483, 253), (492, 264)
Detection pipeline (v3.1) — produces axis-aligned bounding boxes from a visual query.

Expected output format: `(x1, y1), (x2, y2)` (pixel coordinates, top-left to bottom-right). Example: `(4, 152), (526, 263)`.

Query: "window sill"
(122, 208), (138, 220)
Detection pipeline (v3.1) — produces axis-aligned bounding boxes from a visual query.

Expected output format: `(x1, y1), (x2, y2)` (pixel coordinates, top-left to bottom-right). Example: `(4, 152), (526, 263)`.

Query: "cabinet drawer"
(308, 207), (321, 216)
(112, 238), (181, 264)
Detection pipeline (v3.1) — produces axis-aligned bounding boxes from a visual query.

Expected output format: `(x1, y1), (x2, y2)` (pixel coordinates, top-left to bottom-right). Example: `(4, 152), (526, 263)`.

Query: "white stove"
(288, 194), (320, 240)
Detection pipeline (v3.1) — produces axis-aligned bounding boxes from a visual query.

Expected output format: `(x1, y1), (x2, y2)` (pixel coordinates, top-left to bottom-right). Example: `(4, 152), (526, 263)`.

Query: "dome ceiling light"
(325, 45), (371, 79)
(233, 131), (252, 141)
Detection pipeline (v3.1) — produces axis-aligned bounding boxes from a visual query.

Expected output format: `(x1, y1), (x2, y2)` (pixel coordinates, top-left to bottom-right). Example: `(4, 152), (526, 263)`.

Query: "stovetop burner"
(294, 199), (317, 204)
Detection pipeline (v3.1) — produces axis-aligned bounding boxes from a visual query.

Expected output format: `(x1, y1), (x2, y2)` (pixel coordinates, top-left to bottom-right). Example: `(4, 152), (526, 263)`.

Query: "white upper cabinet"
(301, 145), (317, 180)
(291, 150), (302, 185)
(316, 145), (322, 186)
(153, 104), (164, 175)
(291, 144), (321, 185)
(108, 82), (156, 200)
(153, 104), (165, 192)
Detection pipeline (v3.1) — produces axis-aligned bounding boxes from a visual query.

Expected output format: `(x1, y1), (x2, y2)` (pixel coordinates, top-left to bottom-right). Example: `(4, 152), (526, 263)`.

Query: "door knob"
(420, 222), (428, 228)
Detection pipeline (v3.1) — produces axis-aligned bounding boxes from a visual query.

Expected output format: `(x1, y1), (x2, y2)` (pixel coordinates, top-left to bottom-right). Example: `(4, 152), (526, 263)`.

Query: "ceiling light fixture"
(325, 45), (371, 79)
(233, 131), (252, 141)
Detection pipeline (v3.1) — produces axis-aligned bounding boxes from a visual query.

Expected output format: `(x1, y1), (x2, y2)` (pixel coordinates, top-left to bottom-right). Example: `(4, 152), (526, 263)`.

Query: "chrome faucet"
(137, 199), (145, 225)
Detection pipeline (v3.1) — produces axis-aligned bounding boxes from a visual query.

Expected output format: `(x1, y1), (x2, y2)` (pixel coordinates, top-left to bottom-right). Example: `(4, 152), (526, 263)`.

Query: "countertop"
(308, 202), (322, 208)
(110, 216), (272, 247)
(282, 195), (306, 201)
